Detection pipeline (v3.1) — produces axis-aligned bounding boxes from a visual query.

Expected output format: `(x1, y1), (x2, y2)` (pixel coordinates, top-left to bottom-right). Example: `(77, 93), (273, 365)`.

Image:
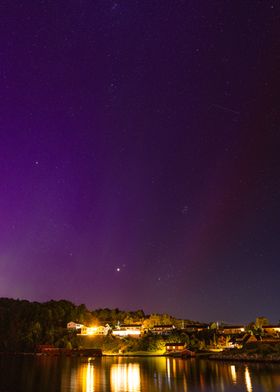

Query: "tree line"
(0, 298), (193, 352)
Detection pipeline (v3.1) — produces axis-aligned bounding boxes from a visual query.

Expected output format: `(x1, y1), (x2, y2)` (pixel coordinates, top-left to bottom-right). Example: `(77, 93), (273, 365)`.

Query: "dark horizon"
(1, 296), (277, 326)
(1, 2), (280, 324)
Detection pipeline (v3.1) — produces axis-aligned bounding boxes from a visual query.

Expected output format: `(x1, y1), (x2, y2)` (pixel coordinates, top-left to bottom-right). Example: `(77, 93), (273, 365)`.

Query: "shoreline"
(209, 353), (280, 363)
(2, 351), (280, 364)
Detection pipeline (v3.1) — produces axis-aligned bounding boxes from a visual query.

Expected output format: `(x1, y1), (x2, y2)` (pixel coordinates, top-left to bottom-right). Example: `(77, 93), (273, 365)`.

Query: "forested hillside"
(0, 298), (189, 352)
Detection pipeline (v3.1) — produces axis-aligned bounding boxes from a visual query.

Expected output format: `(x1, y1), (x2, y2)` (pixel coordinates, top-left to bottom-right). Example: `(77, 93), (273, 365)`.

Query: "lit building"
(151, 325), (176, 335)
(165, 343), (185, 353)
(67, 321), (84, 330)
(263, 325), (280, 335)
(182, 324), (209, 333)
(78, 325), (110, 336)
(112, 324), (142, 337)
(219, 325), (245, 335)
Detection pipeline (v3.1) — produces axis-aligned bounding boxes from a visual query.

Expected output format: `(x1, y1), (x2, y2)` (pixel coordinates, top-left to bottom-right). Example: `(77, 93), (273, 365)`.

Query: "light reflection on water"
(230, 365), (237, 384)
(1, 355), (280, 391)
(110, 363), (140, 392)
(245, 366), (253, 392)
(85, 362), (95, 392)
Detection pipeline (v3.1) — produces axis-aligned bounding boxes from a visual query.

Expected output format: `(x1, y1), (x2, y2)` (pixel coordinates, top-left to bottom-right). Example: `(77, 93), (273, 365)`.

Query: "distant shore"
(209, 353), (280, 363)
(3, 351), (280, 364)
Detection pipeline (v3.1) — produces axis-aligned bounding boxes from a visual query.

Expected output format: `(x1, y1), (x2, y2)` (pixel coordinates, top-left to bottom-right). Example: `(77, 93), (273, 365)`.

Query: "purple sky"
(0, 1), (280, 323)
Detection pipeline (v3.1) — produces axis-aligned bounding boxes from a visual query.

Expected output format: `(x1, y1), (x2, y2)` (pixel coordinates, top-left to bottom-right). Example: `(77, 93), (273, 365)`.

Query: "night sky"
(1, 1), (280, 323)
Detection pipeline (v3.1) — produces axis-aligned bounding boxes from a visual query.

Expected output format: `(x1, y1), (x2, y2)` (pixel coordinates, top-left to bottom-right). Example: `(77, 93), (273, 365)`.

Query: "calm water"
(0, 355), (280, 392)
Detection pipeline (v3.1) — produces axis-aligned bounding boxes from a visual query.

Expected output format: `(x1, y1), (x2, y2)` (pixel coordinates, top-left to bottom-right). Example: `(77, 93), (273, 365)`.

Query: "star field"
(0, 1), (280, 323)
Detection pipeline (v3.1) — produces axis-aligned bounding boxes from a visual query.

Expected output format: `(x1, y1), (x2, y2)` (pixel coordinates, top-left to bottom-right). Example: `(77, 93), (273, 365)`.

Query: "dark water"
(1, 355), (280, 392)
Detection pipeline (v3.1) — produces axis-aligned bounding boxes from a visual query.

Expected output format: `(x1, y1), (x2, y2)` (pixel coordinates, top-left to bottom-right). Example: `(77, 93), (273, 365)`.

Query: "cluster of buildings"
(67, 321), (280, 343)
(67, 321), (144, 336)
(67, 322), (110, 336)
(223, 325), (280, 349)
(67, 321), (210, 337)
(66, 320), (280, 355)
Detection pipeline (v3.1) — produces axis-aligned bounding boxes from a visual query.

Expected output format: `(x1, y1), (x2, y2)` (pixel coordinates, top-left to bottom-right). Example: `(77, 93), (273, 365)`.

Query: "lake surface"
(0, 355), (280, 392)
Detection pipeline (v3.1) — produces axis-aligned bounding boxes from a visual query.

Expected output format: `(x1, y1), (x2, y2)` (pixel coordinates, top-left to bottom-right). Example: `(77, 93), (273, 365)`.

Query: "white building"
(78, 324), (110, 336)
(67, 321), (84, 330)
(112, 324), (142, 337)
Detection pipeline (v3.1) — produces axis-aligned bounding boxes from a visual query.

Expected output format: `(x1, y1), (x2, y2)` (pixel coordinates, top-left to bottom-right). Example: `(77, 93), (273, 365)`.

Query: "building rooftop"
(221, 325), (245, 329)
(120, 324), (142, 328)
(153, 325), (174, 328)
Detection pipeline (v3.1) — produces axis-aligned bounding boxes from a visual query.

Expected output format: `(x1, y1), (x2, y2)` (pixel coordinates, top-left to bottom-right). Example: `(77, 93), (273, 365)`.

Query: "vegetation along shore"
(1, 298), (279, 361)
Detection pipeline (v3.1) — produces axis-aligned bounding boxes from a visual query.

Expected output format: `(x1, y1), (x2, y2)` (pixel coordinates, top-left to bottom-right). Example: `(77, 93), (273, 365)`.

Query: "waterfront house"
(165, 343), (185, 353)
(36, 344), (56, 353)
